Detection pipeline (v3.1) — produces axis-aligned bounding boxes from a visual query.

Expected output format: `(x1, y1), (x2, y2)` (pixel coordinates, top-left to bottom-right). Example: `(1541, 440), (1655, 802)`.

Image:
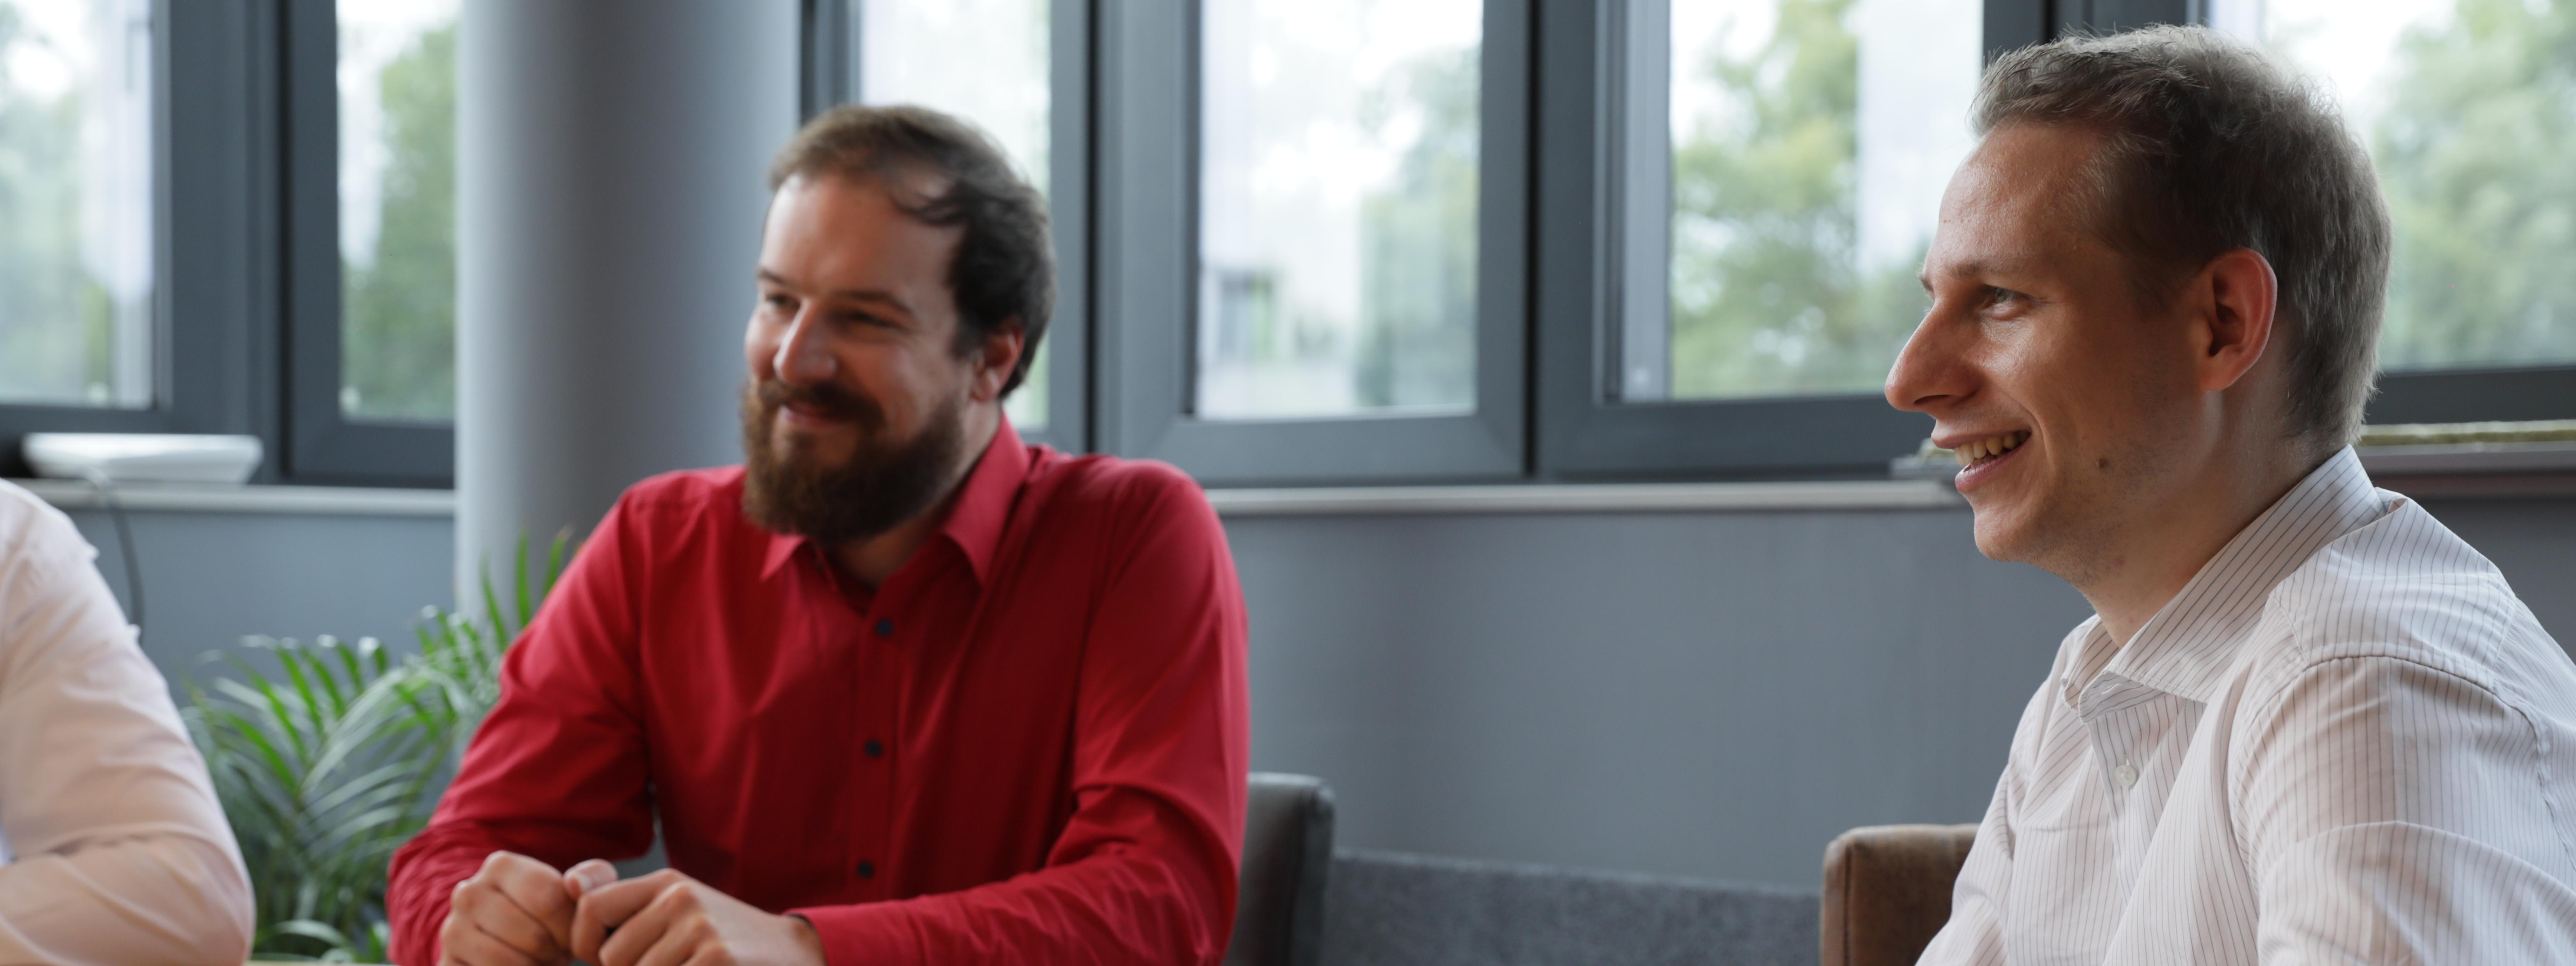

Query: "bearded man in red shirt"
(386, 105), (1250, 966)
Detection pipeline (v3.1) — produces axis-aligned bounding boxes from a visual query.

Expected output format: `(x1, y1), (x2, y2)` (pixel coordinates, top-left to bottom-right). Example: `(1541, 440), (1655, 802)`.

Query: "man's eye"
(762, 294), (795, 313)
(1986, 287), (2023, 310)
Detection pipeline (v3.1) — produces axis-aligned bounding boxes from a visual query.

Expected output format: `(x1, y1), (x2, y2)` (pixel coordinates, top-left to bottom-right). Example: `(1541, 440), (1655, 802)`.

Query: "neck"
(2074, 437), (2325, 647)
(828, 407), (1002, 586)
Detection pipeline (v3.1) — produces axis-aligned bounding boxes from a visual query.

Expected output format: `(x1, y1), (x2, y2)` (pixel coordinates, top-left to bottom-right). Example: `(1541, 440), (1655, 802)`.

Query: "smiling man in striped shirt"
(1887, 25), (2576, 964)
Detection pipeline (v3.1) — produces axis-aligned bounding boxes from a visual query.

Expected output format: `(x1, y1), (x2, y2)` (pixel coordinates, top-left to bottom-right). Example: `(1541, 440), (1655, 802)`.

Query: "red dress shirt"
(386, 421), (1250, 965)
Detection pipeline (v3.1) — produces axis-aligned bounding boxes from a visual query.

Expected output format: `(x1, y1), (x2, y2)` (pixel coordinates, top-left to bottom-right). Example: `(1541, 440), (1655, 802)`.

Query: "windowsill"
(14, 443), (2574, 522)
(1206, 479), (1963, 515)
(11, 478), (455, 517)
(2356, 442), (2576, 499)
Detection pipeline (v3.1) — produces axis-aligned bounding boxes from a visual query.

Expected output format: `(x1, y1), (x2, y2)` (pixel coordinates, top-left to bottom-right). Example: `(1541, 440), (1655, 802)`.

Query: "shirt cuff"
(791, 901), (931, 966)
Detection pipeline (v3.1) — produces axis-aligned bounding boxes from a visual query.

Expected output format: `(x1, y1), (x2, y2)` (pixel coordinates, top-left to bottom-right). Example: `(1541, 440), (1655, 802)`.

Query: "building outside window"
(1195, 0), (1483, 421)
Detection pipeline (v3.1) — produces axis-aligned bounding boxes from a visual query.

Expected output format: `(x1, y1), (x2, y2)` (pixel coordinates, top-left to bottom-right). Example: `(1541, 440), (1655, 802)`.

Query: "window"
(335, 0), (458, 422)
(1628, 0), (1982, 403)
(827, 0), (1091, 449)
(2203, 0), (2576, 424)
(2217, 0), (2576, 373)
(853, 0), (1060, 435)
(1094, 0), (1527, 485)
(1195, 0), (1482, 420)
(1535, 0), (1976, 479)
(0, 0), (154, 411)
(281, 0), (456, 484)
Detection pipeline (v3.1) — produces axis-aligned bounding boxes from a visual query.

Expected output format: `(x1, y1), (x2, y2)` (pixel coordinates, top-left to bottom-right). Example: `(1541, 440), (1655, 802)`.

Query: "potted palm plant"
(186, 534), (570, 962)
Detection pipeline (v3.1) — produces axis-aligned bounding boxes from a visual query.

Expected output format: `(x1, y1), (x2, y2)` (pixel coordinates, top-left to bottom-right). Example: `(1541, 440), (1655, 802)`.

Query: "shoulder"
(1020, 453), (1228, 573)
(2239, 499), (2573, 719)
(595, 467), (755, 538)
(0, 480), (92, 581)
(1029, 452), (1214, 526)
(615, 466), (749, 517)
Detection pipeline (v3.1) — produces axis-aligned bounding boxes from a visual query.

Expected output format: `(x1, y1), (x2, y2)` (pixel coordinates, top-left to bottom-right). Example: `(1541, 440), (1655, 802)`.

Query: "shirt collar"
(2074, 447), (2391, 707)
(758, 417), (1034, 584)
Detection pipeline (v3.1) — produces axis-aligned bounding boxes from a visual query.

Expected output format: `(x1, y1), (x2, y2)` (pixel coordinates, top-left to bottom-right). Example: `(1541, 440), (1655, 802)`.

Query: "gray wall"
(1234, 495), (2576, 890)
(68, 494), (2576, 891)
(62, 509), (453, 690)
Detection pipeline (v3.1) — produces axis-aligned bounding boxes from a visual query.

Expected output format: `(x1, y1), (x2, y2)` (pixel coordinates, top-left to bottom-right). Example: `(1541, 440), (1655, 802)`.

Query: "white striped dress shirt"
(1919, 447), (2576, 964)
(0, 481), (252, 963)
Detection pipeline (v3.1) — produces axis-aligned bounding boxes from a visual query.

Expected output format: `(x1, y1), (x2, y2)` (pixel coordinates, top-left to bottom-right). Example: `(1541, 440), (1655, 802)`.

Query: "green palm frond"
(185, 530), (574, 961)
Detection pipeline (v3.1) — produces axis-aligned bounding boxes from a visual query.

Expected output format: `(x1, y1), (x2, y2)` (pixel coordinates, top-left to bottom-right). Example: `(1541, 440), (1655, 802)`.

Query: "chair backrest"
(1227, 773), (1336, 966)
(1819, 823), (1979, 966)
(1324, 848), (1818, 966)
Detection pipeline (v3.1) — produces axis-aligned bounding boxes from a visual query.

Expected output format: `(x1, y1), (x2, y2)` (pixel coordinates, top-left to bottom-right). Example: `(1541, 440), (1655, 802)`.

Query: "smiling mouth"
(1953, 430), (2029, 468)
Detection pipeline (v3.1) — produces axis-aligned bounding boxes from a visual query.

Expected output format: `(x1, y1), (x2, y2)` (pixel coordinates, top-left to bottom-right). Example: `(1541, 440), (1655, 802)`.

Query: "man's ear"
(2193, 247), (2279, 394)
(971, 318), (1027, 404)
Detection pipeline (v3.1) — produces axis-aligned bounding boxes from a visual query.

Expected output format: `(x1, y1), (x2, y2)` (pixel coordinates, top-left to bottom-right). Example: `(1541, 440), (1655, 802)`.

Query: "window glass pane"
(1642, 0), (1980, 402)
(858, 0), (1053, 431)
(0, 0), (153, 409)
(2217, 0), (2576, 373)
(1196, 0), (1480, 420)
(339, 0), (458, 422)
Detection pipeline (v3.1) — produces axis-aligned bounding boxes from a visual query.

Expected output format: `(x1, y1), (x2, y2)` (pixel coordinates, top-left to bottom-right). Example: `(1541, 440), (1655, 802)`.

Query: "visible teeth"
(1951, 431), (2028, 467)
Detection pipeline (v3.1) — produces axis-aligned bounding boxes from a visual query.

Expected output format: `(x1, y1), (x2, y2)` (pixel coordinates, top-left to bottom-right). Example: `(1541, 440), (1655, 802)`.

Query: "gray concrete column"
(456, 1), (798, 597)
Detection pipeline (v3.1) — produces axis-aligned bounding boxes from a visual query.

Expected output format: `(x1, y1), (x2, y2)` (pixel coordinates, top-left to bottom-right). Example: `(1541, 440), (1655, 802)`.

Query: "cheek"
(745, 319), (780, 377)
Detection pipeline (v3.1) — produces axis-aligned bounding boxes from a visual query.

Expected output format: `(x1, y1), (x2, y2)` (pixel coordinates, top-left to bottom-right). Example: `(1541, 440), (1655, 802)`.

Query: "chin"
(1967, 504), (2039, 564)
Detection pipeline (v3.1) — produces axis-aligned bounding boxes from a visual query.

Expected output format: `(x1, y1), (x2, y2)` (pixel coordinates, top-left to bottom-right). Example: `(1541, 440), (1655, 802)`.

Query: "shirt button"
(2115, 764), (2139, 788)
(856, 860), (876, 879)
(874, 619), (894, 638)
(865, 739), (885, 758)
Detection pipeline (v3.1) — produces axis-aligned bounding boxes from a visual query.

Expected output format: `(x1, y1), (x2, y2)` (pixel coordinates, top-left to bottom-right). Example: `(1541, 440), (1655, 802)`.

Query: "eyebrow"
(1920, 257), (2038, 293)
(757, 269), (918, 319)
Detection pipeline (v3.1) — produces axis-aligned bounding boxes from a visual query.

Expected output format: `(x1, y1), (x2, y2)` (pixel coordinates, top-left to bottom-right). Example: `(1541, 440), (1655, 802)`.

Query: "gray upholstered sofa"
(1322, 849), (1819, 966)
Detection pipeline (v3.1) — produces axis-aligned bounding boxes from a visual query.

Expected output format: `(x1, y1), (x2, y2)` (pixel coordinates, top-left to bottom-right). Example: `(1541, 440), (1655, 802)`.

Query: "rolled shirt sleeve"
(0, 486), (254, 964)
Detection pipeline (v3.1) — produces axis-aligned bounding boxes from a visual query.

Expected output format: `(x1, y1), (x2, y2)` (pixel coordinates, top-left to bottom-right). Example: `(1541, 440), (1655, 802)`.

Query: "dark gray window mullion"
(279, 0), (453, 486)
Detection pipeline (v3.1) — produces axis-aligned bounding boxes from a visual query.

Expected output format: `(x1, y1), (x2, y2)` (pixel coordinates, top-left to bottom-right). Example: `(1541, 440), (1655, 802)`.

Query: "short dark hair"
(768, 104), (1054, 395)
(1975, 25), (2391, 448)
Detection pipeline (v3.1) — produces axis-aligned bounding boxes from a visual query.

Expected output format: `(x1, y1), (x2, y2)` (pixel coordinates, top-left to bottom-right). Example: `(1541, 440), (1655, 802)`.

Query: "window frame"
(0, 0), (283, 481)
(1534, 0), (2576, 483)
(11, 0), (2565, 489)
(278, 0), (454, 487)
(1091, 0), (1532, 487)
(818, 0), (1097, 456)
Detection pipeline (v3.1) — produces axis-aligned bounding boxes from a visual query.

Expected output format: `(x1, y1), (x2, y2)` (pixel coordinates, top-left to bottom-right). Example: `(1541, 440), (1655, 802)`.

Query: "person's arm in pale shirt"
(2242, 654), (2576, 963)
(0, 487), (254, 964)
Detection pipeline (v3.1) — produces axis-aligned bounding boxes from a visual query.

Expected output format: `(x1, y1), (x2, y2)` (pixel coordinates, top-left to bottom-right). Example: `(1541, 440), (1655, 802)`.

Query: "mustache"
(753, 379), (882, 428)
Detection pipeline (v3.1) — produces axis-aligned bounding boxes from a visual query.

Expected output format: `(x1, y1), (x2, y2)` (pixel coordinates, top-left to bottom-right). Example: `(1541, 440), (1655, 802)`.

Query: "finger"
(486, 858), (579, 948)
(575, 870), (683, 963)
(634, 918), (705, 966)
(441, 916), (550, 966)
(565, 858), (619, 898)
(597, 881), (693, 966)
(453, 883), (569, 962)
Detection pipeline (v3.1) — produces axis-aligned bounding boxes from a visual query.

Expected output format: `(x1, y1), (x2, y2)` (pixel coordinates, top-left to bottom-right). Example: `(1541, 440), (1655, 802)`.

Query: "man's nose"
(1884, 310), (1972, 415)
(772, 311), (838, 386)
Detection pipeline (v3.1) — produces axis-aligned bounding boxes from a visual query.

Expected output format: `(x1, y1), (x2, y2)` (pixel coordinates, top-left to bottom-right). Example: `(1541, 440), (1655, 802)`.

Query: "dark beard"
(739, 379), (968, 545)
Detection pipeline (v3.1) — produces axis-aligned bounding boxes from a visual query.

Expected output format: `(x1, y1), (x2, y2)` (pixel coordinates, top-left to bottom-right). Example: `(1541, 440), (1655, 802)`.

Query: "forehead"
(1929, 123), (2115, 273)
(759, 173), (963, 282)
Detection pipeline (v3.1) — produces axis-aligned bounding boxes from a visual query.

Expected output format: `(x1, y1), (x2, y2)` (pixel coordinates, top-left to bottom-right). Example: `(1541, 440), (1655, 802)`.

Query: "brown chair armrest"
(1820, 823), (1979, 966)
